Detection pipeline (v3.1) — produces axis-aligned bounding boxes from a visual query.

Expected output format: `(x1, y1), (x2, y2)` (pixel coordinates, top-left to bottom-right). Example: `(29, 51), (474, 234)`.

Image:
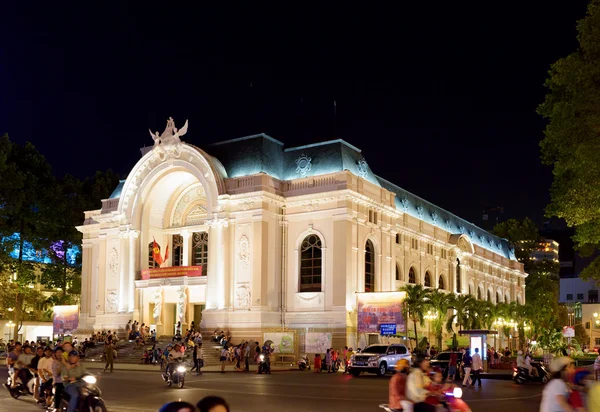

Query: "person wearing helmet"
(62, 350), (87, 412)
(516, 350), (525, 369)
(389, 359), (410, 412)
(539, 356), (575, 412)
(569, 368), (592, 411)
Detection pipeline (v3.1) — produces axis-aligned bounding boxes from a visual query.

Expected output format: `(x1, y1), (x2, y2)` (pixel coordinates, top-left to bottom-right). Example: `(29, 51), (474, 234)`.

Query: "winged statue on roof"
(149, 117), (188, 161)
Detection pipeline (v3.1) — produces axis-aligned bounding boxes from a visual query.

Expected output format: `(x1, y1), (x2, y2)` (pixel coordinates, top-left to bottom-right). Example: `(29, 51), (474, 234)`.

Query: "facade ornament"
(468, 230), (475, 239)
(105, 290), (118, 313)
(239, 200), (255, 211)
(149, 117), (189, 161)
(235, 283), (251, 310)
(301, 200), (320, 212)
(238, 234), (250, 270)
(479, 235), (486, 244)
(445, 219), (453, 231)
(152, 287), (163, 324)
(356, 158), (369, 178)
(295, 153), (312, 176)
(416, 205), (424, 219)
(400, 197), (409, 212)
(459, 225), (466, 234)
(176, 286), (188, 324)
(431, 211), (439, 225)
(108, 248), (119, 277)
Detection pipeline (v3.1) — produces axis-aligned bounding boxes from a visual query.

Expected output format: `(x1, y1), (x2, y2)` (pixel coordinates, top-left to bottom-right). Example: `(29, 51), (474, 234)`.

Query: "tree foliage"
(538, 0), (600, 280)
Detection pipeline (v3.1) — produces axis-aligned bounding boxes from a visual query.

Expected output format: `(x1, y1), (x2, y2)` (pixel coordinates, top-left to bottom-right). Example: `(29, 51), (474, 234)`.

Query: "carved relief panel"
(235, 224), (252, 284)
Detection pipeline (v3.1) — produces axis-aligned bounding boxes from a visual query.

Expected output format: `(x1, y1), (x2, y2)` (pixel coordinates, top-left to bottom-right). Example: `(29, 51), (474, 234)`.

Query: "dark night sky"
(0, 2), (591, 227)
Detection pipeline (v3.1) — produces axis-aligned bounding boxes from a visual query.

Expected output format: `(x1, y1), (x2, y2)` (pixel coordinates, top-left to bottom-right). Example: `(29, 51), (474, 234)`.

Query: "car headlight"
(368, 356), (377, 361)
(176, 366), (186, 373)
(82, 375), (97, 385)
(259, 354), (265, 361)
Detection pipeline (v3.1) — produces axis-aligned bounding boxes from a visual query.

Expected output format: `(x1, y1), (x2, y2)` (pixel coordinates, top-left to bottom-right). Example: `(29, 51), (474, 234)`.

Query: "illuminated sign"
(141, 265), (203, 280)
(356, 292), (406, 334)
(53, 305), (79, 335)
(380, 323), (397, 335)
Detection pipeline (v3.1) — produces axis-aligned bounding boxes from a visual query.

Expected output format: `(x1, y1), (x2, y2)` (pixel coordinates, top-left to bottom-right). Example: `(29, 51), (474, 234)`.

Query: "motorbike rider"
(5, 341), (22, 388)
(52, 347), (65, 411)
(15, 345), (35, 392)
(388, 359), (410, 412)
(63, 350), (87, 412)
(516, 350), (525, 369)
(525, 351), (538, 377)
(37, 347), (54, 405)
(406, 357), (435, 412)
(165, 343), (184, 380)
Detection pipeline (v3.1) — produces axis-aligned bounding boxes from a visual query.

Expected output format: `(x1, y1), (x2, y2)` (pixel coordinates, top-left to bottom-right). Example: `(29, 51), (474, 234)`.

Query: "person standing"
(244, 341), (251, 372)
(447, 351), (458, 382)
(104, 340), (115, 373)
(470, 348), (482, 387)
(220, 345), (228, 373)
(191, 345), (199, 374)
(51, 347), (65, 411)
(462, 349), (472, 387)
(197, 344), (204, 375)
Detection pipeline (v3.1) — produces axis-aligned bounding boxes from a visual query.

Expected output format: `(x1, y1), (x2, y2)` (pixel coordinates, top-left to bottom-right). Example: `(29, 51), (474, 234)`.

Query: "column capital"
(119, 228), (139, 239)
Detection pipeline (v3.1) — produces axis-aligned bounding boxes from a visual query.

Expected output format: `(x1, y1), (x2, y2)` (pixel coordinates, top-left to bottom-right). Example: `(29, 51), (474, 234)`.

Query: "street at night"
(0, 369), (543, 412)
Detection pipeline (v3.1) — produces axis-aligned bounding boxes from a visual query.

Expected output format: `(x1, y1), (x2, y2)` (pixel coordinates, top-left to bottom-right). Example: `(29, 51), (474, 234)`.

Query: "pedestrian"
(470, 348), (482, 387)
(314, 353), (322, 373)
(220, 345), (228, 373)
(244, 341), (250, 372)
(191, 345), (199, 373)
(104, 340), (115, 373)
(447, 351), (458, 381)
(539, 357), (575, 412)
(197, 396), (230, 412)
(462, 349), (472, 387)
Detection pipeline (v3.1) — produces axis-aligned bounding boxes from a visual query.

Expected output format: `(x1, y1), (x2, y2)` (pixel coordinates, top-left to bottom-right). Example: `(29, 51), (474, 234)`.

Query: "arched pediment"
(449, 234), (475, 255)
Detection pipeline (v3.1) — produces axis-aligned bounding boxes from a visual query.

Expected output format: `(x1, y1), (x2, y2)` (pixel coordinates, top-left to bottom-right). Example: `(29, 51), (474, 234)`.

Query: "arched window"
(487, 289), (492, 302)
(424, 271), (431, 287)
(192, 232), (209, 275)
(438, 275), (445, 290)
(477, 287), (482, 300)
(395, 264), (401, 281)
(497, 292), (502, 303)
(505, 293), (510, 303)
(365, 240), (375, 292)
(300, 235), (322, 292)
(408, 267), (416, 284)
(172, 234), (183, 267)
(456, 259), (461, 293)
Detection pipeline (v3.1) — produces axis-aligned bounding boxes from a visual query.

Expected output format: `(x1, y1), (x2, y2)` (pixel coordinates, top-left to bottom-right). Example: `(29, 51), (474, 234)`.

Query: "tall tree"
(0, 135), (57, 338)
(446, 294), (476, 333)
(399, 284), (430, 349)
(425, 290), (452, 349)
(538, 0), (600, 280)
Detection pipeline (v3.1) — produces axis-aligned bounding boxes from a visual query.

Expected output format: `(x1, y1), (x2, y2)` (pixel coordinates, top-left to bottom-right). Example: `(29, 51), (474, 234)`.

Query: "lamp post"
(424, 310), (438, 347)
(5, 320), (15, 341)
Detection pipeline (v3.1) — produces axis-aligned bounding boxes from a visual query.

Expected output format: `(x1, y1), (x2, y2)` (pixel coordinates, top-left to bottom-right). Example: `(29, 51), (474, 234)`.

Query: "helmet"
(396, 359), (409, 370)
(550, 356), (573, 373)
(573, 368), (591, 386)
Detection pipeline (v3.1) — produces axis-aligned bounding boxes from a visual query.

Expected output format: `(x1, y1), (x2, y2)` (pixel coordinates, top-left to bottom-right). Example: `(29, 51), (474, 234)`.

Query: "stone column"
(181, 230), (190, 267)
(91, 243), (99, 319)
(118, 235), (128, 312)
(206, 218), (228, 310)
(128, 230), (139, 313)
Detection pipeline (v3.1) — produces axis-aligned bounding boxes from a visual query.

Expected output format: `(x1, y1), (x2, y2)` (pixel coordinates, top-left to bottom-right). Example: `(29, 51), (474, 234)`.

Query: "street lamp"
(5, 320), (15, 341)
(424, 310), (438, 346)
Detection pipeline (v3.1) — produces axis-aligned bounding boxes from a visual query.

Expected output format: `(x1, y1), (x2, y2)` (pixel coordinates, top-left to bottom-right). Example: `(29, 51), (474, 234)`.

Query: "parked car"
(429, 351), (463, 380)
(348, 344), (412, 377)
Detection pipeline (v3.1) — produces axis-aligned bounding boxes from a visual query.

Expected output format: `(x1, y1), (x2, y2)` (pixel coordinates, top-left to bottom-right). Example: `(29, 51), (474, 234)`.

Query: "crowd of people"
(159, 396), (230, 412)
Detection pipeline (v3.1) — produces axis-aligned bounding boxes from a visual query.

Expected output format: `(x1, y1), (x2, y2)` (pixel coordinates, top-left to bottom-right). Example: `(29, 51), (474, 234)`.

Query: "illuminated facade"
(77, 122), (527, 348)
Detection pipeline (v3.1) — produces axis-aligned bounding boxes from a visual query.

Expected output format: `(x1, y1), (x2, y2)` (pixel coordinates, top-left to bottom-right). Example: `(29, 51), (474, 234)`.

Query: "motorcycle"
(297, 355), (311, 371)
(162, 360), (187, 388)
(258, 353), (271, 374)
(513, 362), (551, 384)
(56, 374), (107, 412)
(379, 386), (471, 412)
(4, 369), (36, 399)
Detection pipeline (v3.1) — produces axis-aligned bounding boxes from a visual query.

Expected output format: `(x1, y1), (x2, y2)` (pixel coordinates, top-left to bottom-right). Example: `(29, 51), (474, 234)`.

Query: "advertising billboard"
(356, 292), (406, 334)
(305, 332), (332, 354)
(263, 332), (295, 354)
(141, 265), (203, 280)
(53, 305), (79, 336)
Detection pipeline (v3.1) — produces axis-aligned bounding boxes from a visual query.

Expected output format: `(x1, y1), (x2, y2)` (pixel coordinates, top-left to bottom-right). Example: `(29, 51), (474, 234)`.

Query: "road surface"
(0, 369), (543, 412)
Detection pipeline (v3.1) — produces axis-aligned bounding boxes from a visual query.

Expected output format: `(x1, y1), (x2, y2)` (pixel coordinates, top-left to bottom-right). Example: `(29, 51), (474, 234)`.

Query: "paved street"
(0, 369), (543, 412)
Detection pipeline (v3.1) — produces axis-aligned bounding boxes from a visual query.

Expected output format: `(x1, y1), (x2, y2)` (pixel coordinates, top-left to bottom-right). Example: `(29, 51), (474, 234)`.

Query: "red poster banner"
(141, 266), (203, 280)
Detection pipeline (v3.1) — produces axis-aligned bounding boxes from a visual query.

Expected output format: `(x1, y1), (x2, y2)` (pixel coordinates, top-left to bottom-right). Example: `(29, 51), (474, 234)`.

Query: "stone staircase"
(83, 337), (225, 366)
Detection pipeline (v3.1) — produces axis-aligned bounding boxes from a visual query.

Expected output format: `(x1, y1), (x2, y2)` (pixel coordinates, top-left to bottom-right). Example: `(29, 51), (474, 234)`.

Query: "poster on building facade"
(356, 292), (406, 334)
(305, 332), (332, 354)
(53, 305), (79, 336)
(263, 332), (295, 354)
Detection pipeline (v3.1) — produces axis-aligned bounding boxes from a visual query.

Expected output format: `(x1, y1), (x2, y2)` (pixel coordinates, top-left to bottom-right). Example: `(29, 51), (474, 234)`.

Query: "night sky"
(0, 2), (590, 227)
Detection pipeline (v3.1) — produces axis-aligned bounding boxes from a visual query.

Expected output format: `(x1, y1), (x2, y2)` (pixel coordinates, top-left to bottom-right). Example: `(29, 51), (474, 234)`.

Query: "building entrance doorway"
(193, 304), (205, 331)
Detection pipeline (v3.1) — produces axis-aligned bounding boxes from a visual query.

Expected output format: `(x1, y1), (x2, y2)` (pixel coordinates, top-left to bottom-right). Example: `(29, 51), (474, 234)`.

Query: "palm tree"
(507, 301), (529, 351)
(400, 284), (431, 350)
(426, 289), (453, 349)
(446, 294), (476, 334)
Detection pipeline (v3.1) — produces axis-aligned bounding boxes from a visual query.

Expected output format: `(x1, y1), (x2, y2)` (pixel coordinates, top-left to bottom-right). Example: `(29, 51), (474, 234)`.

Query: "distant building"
(560, 278), (599, 304)
(532, 238), (559, 263)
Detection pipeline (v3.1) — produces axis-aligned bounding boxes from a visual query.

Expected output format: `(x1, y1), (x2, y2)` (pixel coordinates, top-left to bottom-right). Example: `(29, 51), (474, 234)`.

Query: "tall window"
(456, 259), (461, 293)
(300, 235), (322, 292)
(438, 275), (445, 290)
(424, 271), (431, 287)
(395, 264), (401, 281)
(192, 232), (209, 275)
(408, 267), (416, 284)
(487, 290), (492, 302)
(148, 242), (159, 268)
(497, 292), (501, 303)
(477, 287), (482, 300)
(172, 234), (183, 267)
(396, 233), (401, 244)
(365, 240), (375, 292)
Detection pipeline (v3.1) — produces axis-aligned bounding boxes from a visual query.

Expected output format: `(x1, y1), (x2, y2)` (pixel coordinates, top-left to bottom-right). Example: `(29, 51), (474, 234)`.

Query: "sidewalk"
(81, 360), (298, 373)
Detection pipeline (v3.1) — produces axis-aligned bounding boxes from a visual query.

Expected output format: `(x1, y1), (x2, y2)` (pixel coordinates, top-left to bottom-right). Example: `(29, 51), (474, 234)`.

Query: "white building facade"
(76, 121), (526, 348)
